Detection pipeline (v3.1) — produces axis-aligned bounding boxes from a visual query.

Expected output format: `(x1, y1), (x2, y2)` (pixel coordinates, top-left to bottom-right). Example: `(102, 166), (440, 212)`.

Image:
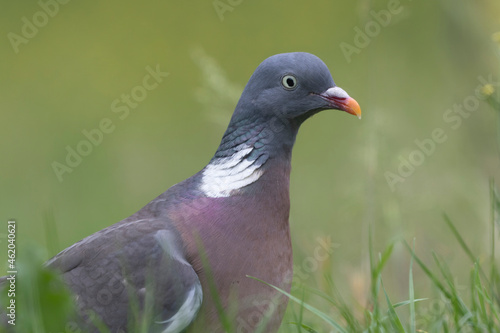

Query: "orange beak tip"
(345, 97), (362, 120)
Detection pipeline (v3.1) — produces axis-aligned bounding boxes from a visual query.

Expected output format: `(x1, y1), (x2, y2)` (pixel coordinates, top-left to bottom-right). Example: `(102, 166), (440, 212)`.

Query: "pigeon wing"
(46, 219), (202, 333)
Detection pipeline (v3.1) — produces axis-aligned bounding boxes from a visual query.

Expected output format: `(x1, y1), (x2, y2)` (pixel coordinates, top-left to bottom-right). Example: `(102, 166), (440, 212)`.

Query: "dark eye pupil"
(286, 78), (295, 87)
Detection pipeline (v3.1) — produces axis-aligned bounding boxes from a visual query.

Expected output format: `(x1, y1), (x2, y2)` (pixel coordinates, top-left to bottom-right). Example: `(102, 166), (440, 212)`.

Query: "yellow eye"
(281, 75), (297, 89)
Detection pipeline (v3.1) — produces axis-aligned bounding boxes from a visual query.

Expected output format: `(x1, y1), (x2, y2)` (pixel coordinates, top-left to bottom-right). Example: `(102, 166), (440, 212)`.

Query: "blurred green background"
(1, 0), (500, 326)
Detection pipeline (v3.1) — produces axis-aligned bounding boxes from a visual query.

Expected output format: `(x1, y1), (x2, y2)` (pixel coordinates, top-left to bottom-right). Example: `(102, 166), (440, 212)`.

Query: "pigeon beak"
(318, 87), (362, 119)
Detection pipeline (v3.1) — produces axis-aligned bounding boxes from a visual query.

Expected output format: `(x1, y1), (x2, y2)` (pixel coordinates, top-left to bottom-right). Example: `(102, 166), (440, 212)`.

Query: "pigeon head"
(208, 52), (361, 191)
(231, 52), (361, 127)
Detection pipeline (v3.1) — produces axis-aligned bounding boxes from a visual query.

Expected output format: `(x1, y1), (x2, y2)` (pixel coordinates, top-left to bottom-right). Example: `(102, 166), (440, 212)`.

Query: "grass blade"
(381, 281), (405, 332)
(372, 243), (394, 285)
(490, 180), (500, 306)
(288, 322), (319, 333)
(196, 238), (233, 332)
(403, 241), (452, 300)
(443, 213), (476, 264)
(392, 298), (427, 308)
(247, 276), (348, 333)
(409, 238), (416, 333)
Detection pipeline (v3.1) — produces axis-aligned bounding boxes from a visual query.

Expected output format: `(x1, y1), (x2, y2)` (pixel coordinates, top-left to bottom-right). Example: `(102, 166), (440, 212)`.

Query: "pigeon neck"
(199, 117), (298, 198)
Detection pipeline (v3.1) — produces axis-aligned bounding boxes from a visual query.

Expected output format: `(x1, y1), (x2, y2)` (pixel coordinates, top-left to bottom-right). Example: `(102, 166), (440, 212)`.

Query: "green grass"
(271, 207), (499, 333)
(1, 189), (499, 333)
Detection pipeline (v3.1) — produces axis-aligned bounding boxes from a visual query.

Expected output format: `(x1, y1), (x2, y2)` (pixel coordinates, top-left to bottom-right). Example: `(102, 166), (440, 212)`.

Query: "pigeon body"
(13, 52), (361, 332)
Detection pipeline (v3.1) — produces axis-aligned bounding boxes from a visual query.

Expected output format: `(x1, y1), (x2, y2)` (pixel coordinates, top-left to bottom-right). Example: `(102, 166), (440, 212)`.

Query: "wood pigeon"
(6, 52), (361, 332)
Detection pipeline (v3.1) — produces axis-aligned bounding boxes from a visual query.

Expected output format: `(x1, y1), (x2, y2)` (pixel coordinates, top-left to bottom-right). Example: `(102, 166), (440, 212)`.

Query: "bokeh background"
(2, 0), (500, 330)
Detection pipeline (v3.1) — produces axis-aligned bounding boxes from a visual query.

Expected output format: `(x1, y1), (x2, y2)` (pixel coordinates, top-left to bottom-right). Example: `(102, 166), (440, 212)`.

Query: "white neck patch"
(200, 145), (264, 198)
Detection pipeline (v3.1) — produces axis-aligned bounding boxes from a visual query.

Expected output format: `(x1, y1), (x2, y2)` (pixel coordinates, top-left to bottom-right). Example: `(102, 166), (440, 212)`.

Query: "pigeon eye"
(281, 75), (297, 90)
